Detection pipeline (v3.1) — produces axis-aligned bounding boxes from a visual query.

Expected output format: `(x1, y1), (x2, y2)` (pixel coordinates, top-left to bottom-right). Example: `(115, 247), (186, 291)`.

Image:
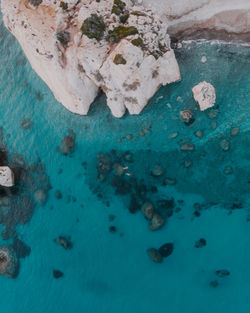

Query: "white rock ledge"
(0, 166), (15, 187)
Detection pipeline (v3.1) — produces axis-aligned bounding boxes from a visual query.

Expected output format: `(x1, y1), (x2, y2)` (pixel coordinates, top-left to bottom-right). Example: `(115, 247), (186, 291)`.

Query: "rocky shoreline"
(2, 0), (249, 117)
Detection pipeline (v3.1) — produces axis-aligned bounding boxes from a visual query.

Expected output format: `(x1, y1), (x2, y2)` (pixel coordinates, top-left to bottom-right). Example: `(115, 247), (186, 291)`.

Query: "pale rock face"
(0, 166), (15, 187)
(192, 81), (216, 111)
(1, 0), (181, 117)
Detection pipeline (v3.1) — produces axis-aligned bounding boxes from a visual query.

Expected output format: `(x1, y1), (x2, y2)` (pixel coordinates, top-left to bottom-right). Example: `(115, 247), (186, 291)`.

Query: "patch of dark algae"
(0, 128), (51, 278)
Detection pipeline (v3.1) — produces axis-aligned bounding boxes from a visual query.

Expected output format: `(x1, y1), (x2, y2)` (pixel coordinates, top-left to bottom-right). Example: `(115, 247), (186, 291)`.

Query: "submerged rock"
(53, 269), (64, 279)
(149, 213), (164, 231)
(151, 164), (165, 177)
(158, 243), (174, 258)
(147, 248), (163, 263)
(20, 118), (33, 130)
(61, 129), (76, 155)
(0, 245), (19, 278)
(192, 81), (216, 111)
(0, 166), (14, 187)
(194, 238), (206, 248)
(54, 236), (73, 250)
(215, 269), (230, 277)
(220, 139), (230, 151)
(141, 202), (154, 220)
(180, 110), (195, 126)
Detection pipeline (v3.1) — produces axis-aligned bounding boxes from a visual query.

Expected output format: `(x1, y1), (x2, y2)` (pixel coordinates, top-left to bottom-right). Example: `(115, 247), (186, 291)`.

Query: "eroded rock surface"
(0, 166), (14, 187)
(192, 81), (216, 111)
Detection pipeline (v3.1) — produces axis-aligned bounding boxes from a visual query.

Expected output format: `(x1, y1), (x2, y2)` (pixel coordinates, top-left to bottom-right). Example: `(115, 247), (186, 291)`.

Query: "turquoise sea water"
(0, 14), (250, 313)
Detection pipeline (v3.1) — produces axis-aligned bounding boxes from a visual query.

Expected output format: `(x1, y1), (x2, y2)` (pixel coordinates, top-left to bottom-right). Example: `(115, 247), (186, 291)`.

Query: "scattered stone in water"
(113, 163), (125, 176)
(180, 143), (195, 151)
(194, 130), (203, 138)
(141, 202), (154, 220)
(158, 243), (174, 258)
(246, 214), (250, 222)
(168, 132), (179, 139)
(207, 109), (219, 119)
(210, 280), (219, 288)
(108, 214), (115, 222)
(215, 269), (230, 278)
(147, 248), (163, 263)
(55, 190), (62, 199)
(54, 236), (72, 249)
(151, 164), (165, 177)
(129, 194), (140, 214)
(20, 118), (33, 130)
(12, 238), (31, 259)
(211, 121), (217, 130)
(223, 166), (233, 175)
(184, 160), (192, 168)
(149, 213), (164, 231)
(53, 269), (64, 279)
(195, 238), (206, 248)
(201, 56), (207, 63)
(109, 226), (117, 233)
(164, 177), (177, 185)
(220, 139), (230, 151)
(0, 245), (19, 278)
(34, 189), (47, 206)
(180, 110), (195, 126)
(230, 127), (239, 136)
(61, 129), (76, 155)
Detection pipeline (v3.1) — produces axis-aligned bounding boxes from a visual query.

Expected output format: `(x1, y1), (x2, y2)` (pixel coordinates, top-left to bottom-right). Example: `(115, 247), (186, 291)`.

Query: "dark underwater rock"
(12, 238), (31, 259)
(158, 243), (174, 258)
(20, 118), (33, 130)
(0, 245), (19, 278)
(54, 236), (73, 249)
(61, 129), (76, 155)
(215, 269), (230, 278)
(53, 269), (64, 279)
(147, 248), (163, 263)
(194, 238), (206, 248)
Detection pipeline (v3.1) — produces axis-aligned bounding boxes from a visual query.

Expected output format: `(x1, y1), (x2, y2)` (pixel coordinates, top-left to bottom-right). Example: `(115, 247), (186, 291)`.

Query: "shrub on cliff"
(107, 26), (138, 43)
(28, 0), (43, 6)
(56, 31), (70, 47)
(81, 14), (106, 41)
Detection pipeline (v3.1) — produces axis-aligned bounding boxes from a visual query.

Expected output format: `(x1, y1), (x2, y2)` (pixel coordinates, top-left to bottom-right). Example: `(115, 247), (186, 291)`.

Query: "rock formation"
(0, 166), (15, 187)
(1, 0), (180, 117)
(0, 245), (19, 278)
(192, 81), (216, 111)
(1, 0), (249, 117)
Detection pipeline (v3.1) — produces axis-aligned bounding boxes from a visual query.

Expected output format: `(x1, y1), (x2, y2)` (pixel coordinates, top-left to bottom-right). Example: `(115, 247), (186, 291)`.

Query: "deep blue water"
(0, 13), (250, 313)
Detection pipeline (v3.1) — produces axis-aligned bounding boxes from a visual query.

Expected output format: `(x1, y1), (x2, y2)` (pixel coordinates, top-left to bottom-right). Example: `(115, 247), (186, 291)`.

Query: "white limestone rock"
(1, 0), (181, 118)
(0, 167), (14, 187)
(192, 81), (216, 111)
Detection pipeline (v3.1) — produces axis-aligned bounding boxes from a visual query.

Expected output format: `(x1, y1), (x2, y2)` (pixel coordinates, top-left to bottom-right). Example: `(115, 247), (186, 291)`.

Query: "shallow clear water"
(0, 14), (250, 313)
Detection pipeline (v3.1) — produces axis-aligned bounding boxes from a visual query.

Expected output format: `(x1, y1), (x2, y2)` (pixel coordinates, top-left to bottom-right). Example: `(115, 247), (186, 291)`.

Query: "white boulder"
(192, 81), (216, 111)
(0, 166), (14, 187)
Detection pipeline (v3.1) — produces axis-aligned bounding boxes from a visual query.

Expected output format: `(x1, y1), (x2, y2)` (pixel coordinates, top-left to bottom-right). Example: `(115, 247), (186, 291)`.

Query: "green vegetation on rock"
(131, 11), (146, 16)
(81, 14), (106, 41)
(120, 13), (129, 24)
(113, 54), (127, 65)
(131, 37), (144, 47)
(112, 0), (126, 15)
(108, 26), (138, 43)
(28, 0), (43, 6)
(59, 1), (68, 10)
(56, 31), (70, 47)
